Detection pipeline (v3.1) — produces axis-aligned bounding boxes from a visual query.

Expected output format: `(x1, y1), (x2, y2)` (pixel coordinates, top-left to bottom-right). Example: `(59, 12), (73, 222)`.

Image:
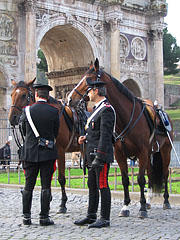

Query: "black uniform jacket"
(86, 99), (115, 165)
(20, 101), (59, 162)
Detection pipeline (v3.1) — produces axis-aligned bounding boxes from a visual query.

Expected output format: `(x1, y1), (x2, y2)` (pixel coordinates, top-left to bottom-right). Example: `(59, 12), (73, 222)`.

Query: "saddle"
(141, 98), (172, 135)
(141, 99), (156, 123)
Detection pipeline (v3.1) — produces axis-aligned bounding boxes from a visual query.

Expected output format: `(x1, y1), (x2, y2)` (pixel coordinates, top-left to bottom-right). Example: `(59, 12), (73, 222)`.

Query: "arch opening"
(123, 79), (141, 97)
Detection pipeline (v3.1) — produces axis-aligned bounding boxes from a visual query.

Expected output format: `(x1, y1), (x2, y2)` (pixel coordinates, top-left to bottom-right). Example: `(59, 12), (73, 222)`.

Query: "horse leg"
(161, 148), (171, 210)
(115, 147), (130, 217)
(146, 154), (153, 210)
(57, 155), (67, 213)
(138, 157), (148, 218)
(120, 170), (131, 217)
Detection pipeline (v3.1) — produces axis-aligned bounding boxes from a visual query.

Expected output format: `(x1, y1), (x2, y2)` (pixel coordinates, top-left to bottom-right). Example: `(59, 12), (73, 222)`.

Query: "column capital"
(147, 23), (164, 41)
(24, 0), (36, 13)
(105, 5), (123, 32)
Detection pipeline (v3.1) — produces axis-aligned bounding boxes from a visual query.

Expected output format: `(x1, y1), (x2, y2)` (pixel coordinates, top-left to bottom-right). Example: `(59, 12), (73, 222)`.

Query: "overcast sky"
(165, 0), (180, 46)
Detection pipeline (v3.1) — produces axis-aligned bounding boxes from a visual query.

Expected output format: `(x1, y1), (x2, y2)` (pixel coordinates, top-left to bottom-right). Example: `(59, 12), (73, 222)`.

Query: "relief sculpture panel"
(0, 41), (17, 56)
(131, 37), (146, 61)
(0, 14), (15, 41)
(120, 34), (130, 58)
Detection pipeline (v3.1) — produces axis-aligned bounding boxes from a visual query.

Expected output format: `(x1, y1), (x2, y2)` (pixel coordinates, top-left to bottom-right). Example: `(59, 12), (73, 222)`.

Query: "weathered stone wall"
(164, 84), (180, 108)
(0, 0), (167, 112)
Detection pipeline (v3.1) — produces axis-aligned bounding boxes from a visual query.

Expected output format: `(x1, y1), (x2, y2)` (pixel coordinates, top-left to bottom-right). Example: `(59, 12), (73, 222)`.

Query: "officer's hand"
(92, 157), (104, 169)
(78, 136), (86, 145)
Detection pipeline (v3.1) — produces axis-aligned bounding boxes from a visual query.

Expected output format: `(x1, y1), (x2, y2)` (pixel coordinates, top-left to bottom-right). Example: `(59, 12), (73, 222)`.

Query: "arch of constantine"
(0, 0), (168, 114)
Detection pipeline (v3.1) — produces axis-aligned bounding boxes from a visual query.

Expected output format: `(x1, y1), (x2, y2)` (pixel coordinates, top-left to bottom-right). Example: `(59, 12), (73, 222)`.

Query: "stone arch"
(123, 79), (141, 97)
(37, 19), (100, 71)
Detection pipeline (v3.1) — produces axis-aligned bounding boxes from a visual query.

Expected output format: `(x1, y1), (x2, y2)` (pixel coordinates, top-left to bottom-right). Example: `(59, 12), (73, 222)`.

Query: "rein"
(117, 101), (146, 160)
(11, 86), (35, 151)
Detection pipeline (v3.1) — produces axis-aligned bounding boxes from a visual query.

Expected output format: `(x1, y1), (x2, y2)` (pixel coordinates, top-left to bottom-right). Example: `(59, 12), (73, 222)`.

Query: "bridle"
(73, 69), (103, 102)
(11, 85), (35, 112)
(11, 85), (35, 150)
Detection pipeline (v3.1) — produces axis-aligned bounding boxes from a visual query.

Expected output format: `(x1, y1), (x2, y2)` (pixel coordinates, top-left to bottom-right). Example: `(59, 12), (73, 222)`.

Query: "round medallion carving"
(0, 14), (15, 41)
(120, 34), (130, 58)
(131, 37), (146, 60)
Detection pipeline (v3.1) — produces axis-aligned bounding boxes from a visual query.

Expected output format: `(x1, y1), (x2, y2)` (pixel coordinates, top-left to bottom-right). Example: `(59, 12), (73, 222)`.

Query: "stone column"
(24, 0), (36, 82)
(153, 29), (164, 107)
(105, 4), (122, 81)
(110, 21), (120, 80)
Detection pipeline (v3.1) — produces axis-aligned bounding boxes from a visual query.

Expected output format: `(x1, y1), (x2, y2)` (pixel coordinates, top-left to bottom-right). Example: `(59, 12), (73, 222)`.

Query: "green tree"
(37, 49), (48, 72)
(163, 27), (180, 75)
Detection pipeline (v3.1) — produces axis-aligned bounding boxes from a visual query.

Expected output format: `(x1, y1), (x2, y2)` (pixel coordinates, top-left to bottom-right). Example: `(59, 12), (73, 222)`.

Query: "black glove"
(92, 157), (104, 169)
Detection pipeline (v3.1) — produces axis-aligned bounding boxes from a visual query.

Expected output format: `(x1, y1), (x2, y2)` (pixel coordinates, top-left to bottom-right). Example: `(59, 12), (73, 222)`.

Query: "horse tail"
(151, 151), (163, 193)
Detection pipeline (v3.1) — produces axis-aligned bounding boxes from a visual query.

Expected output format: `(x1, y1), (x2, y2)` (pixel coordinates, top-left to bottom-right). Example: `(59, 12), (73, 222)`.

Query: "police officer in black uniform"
(74, 80), (116, 228)
(20, 84), (59, 226)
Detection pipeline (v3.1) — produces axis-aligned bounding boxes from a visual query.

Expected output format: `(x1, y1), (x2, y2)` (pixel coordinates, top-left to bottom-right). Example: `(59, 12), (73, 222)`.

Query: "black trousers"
(22, 160), (56, 192)
(87, 163), (111, 220)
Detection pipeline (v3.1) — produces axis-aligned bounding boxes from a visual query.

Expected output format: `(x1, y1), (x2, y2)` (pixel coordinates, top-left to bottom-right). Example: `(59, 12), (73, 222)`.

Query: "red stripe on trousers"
(99, 163), (108, 189)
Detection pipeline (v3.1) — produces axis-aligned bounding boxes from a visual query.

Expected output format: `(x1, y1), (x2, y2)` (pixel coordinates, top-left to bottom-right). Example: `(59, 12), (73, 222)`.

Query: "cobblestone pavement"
(1, 187), (180, 240)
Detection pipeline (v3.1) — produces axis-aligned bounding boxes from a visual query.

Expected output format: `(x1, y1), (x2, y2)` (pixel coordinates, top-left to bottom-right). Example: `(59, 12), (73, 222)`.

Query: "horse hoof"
(163, 203), (171, 210)
(119, 210), (130, 217)
(138, 211), (148, 219)
(57, 206), (67, 214)
(146, 203), (151, 210)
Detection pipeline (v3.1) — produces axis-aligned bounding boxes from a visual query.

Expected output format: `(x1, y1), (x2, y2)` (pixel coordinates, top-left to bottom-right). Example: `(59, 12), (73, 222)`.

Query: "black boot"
(74, 187), (99, 226)
(88, 188), (111, 228)
(22, 189), (32, 225)
(39, 189), (54, 226)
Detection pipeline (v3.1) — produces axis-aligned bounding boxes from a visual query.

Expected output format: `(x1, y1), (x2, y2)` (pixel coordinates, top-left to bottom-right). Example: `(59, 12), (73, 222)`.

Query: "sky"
(165, 0), (180, 46)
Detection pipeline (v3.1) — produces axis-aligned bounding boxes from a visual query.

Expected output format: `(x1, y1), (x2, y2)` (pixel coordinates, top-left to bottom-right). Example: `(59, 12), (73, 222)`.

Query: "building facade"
(0, 0), (167, 114)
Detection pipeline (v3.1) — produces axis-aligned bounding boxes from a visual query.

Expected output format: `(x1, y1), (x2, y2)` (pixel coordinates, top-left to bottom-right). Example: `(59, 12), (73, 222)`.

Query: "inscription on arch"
(0, 14), (15, 40)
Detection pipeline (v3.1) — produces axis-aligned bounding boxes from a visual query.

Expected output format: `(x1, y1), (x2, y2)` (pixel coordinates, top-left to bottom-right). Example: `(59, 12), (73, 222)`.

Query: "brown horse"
(8, 78), (82, 213)
(68, 58), (173, 218)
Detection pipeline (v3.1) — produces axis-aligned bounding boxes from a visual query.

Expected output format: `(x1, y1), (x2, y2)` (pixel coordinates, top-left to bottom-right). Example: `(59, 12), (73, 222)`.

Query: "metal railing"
(1, 162), (180, 194)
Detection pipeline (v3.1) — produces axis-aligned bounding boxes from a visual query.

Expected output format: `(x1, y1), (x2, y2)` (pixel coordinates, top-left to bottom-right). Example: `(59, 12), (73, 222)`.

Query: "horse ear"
(11, 80), (17, 87)
(89, 61), (93, 69)
(94, 58), (99, 72)
(26, 77), (36, 87)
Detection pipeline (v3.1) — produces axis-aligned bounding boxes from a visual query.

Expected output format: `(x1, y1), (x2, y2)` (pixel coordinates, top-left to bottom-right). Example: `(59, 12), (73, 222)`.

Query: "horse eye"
(21, 94), (26, 99)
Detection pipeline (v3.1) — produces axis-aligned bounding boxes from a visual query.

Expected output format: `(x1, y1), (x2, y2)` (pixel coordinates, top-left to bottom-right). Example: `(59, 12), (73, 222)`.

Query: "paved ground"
(1, 186), (180, 240)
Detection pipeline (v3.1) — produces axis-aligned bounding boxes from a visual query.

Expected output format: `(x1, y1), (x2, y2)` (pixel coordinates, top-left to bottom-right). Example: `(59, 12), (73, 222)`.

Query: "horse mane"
(105, 72), (135, 102)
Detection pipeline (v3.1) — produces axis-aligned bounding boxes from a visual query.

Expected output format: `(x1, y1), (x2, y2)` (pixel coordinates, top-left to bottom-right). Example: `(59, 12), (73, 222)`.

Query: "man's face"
(88, 88), (97, 102)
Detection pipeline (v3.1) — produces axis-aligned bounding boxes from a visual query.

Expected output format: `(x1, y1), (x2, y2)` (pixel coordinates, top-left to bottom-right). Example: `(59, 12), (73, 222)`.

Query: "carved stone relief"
(131, 37), (146, 61)
(120, 58), (148, 72)
(0, 41), (17, 56)
(150, 0), (167, 16)
(0, 14), (15, 41)
(0, 57), (17, 67)
(120, 34), (130, 58)
(55, 84), (76, 100)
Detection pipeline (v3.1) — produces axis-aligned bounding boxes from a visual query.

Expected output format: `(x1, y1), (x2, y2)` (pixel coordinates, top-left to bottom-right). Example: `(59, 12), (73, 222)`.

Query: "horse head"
(68, 58), (102, 108)
(8, 78), (36, 127)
